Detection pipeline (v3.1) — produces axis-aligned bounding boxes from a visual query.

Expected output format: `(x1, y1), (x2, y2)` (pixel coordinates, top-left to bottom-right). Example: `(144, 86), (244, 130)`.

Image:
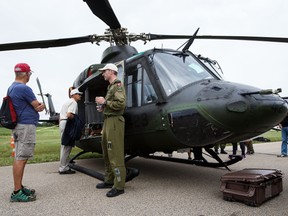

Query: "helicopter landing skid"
(68, 150), (140, 182)
(144, 151), (242, 171)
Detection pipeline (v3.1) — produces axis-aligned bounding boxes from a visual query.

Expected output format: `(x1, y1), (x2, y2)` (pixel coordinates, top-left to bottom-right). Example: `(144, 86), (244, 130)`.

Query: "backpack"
(0, 84), (20, 129)
(0, 95), (17, 129)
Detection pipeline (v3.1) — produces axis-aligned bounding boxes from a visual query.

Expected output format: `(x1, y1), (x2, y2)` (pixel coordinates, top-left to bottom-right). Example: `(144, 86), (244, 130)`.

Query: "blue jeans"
(281, 126), (288, 155)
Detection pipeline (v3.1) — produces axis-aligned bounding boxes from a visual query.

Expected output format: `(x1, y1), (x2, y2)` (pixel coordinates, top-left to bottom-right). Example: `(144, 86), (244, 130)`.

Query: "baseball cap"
(70, 88), (83, 96)
(98, 63), (118, 72)
(14, 63), (32, 73)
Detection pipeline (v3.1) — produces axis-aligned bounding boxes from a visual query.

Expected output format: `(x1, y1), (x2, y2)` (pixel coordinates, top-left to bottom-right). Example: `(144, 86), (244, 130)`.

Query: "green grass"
(259, 129), (282, 142)
(0, 125), (100, 167)
(0, 126), (282, 167)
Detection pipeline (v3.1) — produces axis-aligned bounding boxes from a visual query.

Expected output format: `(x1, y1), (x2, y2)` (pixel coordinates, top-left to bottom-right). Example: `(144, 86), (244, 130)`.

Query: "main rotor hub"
(90, 28), (149, 46)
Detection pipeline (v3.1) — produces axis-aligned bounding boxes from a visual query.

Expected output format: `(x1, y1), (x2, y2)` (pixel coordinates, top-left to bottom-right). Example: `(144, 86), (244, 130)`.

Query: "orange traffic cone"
(10, 134), (15, 157)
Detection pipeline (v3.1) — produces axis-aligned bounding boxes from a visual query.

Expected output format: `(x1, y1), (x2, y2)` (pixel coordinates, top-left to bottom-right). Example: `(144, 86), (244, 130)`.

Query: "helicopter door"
(77, 69), (109, 138)
(83, 88), (104, 137)
(124, 60), (170, 149)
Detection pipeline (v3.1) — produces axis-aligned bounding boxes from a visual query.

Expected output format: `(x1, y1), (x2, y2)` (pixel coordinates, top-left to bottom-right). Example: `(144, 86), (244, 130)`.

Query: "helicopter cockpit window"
(126, 64), (158, 108)
(153, 52), (214, 96)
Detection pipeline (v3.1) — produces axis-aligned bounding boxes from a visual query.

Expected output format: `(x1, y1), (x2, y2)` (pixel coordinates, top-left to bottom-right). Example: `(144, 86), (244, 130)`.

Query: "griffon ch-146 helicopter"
(1, 0), (288, 181)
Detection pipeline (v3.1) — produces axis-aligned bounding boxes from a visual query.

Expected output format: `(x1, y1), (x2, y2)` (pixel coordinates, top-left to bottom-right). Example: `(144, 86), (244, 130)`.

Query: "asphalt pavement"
(0, 142), (287, 216)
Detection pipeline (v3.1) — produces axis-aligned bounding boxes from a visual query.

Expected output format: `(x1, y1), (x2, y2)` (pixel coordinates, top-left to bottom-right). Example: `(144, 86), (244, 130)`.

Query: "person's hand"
(96, 104), (104, 112)
(95, 97), (105, 112)
(36, 103), (45, 112)
(95, 96), (105, 104)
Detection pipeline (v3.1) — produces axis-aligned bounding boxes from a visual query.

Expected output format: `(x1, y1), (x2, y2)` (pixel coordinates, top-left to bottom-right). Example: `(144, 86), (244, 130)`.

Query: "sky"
(1, 0), (288, 120)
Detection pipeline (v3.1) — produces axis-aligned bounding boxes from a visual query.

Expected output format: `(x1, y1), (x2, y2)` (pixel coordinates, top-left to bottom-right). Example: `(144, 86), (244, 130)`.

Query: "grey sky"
(1, 0), (288, 120)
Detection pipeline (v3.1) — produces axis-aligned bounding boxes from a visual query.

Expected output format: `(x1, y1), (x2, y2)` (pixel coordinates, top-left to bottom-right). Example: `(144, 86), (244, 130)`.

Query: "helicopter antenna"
(181, 28), (200, 52)
(177, 28), (200, 51)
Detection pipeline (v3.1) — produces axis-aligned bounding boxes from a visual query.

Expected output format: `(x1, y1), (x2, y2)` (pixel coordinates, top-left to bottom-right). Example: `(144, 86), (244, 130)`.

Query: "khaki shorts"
(13, 124), (36, 160)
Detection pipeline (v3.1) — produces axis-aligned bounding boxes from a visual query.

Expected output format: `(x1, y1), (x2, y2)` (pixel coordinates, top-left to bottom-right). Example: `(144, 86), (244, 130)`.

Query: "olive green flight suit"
(244, 140), (254, 154)
(102, 79), (126, 190)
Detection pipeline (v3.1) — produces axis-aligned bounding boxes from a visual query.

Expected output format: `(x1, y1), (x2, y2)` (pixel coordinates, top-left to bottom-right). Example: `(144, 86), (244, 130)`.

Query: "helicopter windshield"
(153, 52), (215, 96)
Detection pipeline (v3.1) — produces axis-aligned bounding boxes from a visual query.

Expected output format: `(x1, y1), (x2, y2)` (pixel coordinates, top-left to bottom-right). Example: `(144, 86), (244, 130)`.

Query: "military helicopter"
(1, 0), (288, 181)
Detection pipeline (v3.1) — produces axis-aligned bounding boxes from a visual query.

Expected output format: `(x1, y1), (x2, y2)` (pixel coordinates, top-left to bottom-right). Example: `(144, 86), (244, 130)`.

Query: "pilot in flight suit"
(95, 63), (126, 198)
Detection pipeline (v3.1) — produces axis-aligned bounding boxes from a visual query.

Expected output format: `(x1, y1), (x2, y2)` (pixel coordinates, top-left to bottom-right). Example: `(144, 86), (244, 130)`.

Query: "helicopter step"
(68, 150), (140, 182)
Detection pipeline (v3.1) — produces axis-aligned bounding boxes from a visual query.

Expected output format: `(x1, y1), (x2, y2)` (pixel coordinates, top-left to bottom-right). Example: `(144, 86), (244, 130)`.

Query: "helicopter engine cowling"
(101, 45), (138, 63)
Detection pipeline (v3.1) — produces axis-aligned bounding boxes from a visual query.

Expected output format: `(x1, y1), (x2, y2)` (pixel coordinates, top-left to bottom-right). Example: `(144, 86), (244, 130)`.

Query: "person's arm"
(106, 84), (126, 111)
(67, 112), (74, 119)
(31, 100), (45, 112)
(66, 100), (77, 119)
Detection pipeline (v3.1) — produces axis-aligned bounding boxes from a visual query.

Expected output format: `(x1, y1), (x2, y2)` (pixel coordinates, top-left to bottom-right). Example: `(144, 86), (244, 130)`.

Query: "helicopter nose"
(197, 81), (288, 137)
(168, 81), (288, 147)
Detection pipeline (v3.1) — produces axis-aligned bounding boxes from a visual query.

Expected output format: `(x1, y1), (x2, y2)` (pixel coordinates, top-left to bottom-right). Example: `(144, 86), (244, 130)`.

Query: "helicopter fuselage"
(74, 47), (288, 156)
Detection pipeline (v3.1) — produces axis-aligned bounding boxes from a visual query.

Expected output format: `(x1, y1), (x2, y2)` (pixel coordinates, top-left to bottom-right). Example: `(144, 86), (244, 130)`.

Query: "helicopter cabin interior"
(77, 58), (161, 138)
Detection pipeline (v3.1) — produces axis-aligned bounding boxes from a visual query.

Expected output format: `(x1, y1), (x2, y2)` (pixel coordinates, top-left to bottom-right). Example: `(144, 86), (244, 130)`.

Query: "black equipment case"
(220, 168), (283, 206)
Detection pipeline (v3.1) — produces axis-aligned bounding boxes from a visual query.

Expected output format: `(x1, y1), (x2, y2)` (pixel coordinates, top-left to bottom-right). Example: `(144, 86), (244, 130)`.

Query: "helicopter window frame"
(125, 62), (158, 108)
(116, 64), (124, 82)
(142, 68), (158, 104)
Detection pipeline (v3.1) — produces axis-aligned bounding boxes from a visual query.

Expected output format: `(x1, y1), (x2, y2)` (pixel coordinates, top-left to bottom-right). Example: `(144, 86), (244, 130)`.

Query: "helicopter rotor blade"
(148, 34), (288, 43)
(196, 35), (288, 43)
(2, 33), (288, 52)
(83, 0), (121, 30)
(0, 36), (93, 51)
(36, 77), (48, 114)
